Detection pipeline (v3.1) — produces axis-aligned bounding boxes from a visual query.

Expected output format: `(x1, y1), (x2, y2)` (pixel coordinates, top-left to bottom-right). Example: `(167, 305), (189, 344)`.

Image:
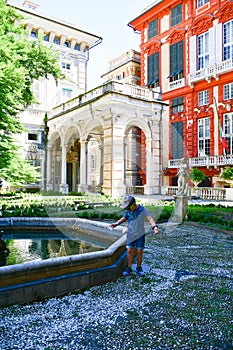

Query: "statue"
(176, 158), (189, 196)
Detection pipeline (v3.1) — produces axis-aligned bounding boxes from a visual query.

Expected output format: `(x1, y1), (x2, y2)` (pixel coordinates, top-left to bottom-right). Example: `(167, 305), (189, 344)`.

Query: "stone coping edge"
(0, 218), (127, 307)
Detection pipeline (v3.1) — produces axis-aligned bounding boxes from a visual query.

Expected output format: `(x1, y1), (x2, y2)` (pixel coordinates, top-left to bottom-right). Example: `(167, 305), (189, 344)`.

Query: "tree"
(0, 0), (63, 185)
(189, 168), (206, 188)
(221, 167), (233, 187)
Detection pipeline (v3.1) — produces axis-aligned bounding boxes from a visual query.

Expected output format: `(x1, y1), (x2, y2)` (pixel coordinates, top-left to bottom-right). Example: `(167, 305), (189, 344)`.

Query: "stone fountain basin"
(0, 218), (127, 307)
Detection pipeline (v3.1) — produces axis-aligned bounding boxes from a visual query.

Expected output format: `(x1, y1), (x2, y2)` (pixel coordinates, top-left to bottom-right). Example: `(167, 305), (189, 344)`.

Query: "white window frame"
(224, 83), (233, 100)
(62, 88), (72, 99)
(223, 20), (233, 61)
(224, 113), (233, 154)
(197, 0), (209, 8)
(198, 90), (209, 106)
(197, 32), (209, 69)
(62, 62), (71, 70)
(198, 117), (210, 155)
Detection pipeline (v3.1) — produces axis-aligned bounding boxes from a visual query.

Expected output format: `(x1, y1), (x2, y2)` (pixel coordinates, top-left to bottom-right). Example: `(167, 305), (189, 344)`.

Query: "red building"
(129, 0), (233, 189)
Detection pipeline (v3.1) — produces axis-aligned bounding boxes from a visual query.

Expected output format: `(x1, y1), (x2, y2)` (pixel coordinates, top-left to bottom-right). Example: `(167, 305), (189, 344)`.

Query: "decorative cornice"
(194, 105), (213, 116)
(143, 39), (161, 55)
(215, 1), (233, 24)
(166, 28), (186, 44)
(157, 7), (170, 19)
(190, 14), (214, 35)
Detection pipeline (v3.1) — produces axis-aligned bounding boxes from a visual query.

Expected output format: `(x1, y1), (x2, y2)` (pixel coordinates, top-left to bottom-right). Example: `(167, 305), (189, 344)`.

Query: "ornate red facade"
(129, 0), (233, 188)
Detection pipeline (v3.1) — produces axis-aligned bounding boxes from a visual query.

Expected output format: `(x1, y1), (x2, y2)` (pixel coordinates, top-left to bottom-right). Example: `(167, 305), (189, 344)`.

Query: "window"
(74, 43), (80, 51)
(172, 121), (184, 159)
(62, 88), (72, 99)
(28, 133), (38, 141)
(148, 18), (158, 39)
(30, 30), (37, 38)
(62, 62), (71, 70)
(64, 41), (70, 48)
(53, 36), (60, 45)
(197, 32), (209, 69)
(90, 155), (96, 171)
(171, 4), (182, 27)
(169, 40), (183, 81)
(147, 52), (159, 88)
(224, 83), (233, 100)
(198, 118), (210, 155)
(44, 33), (49, 42)
(198, 90), (209, 106)
(197, 0), (209, 7)
(224, 113), (233, 153)
(116, 74), (123, 80)
(223, 20), (233, 61)
(172, 97), (184, 114)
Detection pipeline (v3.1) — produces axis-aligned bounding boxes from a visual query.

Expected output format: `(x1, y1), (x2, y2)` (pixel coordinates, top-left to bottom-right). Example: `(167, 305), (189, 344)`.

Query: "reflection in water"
(0, 230), (104, 267)
(0, 230), (10, 267)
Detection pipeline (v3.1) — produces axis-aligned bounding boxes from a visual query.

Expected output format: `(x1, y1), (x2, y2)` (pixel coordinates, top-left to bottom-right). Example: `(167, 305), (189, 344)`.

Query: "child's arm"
(146, 215), (159, 235)
(110, 217), (127, 228)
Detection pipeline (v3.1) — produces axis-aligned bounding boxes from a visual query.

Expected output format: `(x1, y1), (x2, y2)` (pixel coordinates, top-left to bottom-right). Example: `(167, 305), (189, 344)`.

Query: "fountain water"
(0, 218), (127, 307)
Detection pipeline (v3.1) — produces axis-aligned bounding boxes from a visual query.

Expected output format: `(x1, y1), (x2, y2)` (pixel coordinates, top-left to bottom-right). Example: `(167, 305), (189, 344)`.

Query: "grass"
(0, 192), (232, 231)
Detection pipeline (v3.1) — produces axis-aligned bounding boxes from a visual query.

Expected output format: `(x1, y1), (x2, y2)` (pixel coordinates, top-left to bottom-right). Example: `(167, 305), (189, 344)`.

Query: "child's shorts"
(126, 234), (145, 250)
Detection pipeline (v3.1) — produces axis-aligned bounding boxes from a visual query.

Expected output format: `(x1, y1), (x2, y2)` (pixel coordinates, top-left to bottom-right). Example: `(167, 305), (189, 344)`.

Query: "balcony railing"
(189, 58), (233, 85)
(169, 78), (186, 90)
(166, 186), (226, 200)
(48, 81), (161, 119)
(168, 155), (233, 168)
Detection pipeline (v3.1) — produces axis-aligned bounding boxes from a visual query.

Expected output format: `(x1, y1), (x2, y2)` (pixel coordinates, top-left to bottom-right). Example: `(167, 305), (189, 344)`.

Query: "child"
(111, 195), (158, 276)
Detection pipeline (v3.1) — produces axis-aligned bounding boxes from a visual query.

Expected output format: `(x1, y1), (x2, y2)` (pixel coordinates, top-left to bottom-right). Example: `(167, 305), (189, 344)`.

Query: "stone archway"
(125, 126), (146, 187)
(66, 138), (80, 192)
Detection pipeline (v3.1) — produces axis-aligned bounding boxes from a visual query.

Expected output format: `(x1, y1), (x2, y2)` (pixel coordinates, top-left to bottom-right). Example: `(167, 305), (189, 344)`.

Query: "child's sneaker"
(136, 266), (144, 276)
(122, 267), (132, 276)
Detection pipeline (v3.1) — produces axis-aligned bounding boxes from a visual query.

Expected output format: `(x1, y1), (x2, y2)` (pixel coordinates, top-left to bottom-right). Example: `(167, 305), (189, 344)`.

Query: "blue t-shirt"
(124, 205), (149, 243)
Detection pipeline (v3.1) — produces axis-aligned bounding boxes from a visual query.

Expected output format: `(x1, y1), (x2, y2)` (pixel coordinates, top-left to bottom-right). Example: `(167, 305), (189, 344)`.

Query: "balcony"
(189, 58), (233, 85)
(166, 186), (226, 200)
(168, 155), (233, 168)
(48, 81), (161, 119)
(169, 78), (186, 90)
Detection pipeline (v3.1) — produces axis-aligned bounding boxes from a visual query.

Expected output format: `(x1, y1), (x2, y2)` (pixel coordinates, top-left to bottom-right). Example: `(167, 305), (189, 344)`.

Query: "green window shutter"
(148, 18), (158, 39)
(171, 4), (182, 27)
(170, 40), (184, 78)
(147, 52), (159, 86)
(172, 121), (184, 159)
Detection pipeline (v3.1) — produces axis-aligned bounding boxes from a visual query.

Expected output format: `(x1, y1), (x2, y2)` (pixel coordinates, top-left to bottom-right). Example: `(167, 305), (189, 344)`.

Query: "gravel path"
(0, 223), (232, 350)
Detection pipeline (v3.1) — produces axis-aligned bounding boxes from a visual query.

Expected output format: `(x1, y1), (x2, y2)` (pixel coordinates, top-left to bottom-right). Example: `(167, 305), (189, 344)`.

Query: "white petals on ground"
(0, 223), (232, 349)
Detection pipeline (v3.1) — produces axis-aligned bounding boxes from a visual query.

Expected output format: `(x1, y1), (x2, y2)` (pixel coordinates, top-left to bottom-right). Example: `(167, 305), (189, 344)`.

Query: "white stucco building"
(8, 1), (167, 197)
(9, 0), (102, 191)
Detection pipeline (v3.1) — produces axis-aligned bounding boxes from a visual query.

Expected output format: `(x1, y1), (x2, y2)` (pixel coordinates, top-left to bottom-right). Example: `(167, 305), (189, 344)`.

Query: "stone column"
(46, 146), (53, 191)
(99, 137), (104, 185)
(78, 140), (88, 193)
(59, 144), (69, 194)
(102, 118), (126, 197)
(144, 137), (154, 195)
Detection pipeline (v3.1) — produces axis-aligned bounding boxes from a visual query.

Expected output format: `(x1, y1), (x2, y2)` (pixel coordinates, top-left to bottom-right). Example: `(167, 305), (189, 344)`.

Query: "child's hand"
(153, 225), (159, 235)
(109, 223), (118, 229)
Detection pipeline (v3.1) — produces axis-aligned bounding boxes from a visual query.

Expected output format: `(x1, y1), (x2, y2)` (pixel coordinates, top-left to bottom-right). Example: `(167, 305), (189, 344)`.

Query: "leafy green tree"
(221, 167), (233, 187)
(189, 168), (206, 188)
(0, 0), (63, 185)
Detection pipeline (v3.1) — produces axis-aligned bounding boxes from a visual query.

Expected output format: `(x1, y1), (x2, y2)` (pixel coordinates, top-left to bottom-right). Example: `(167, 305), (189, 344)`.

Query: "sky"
(15, 0), (154, 90)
